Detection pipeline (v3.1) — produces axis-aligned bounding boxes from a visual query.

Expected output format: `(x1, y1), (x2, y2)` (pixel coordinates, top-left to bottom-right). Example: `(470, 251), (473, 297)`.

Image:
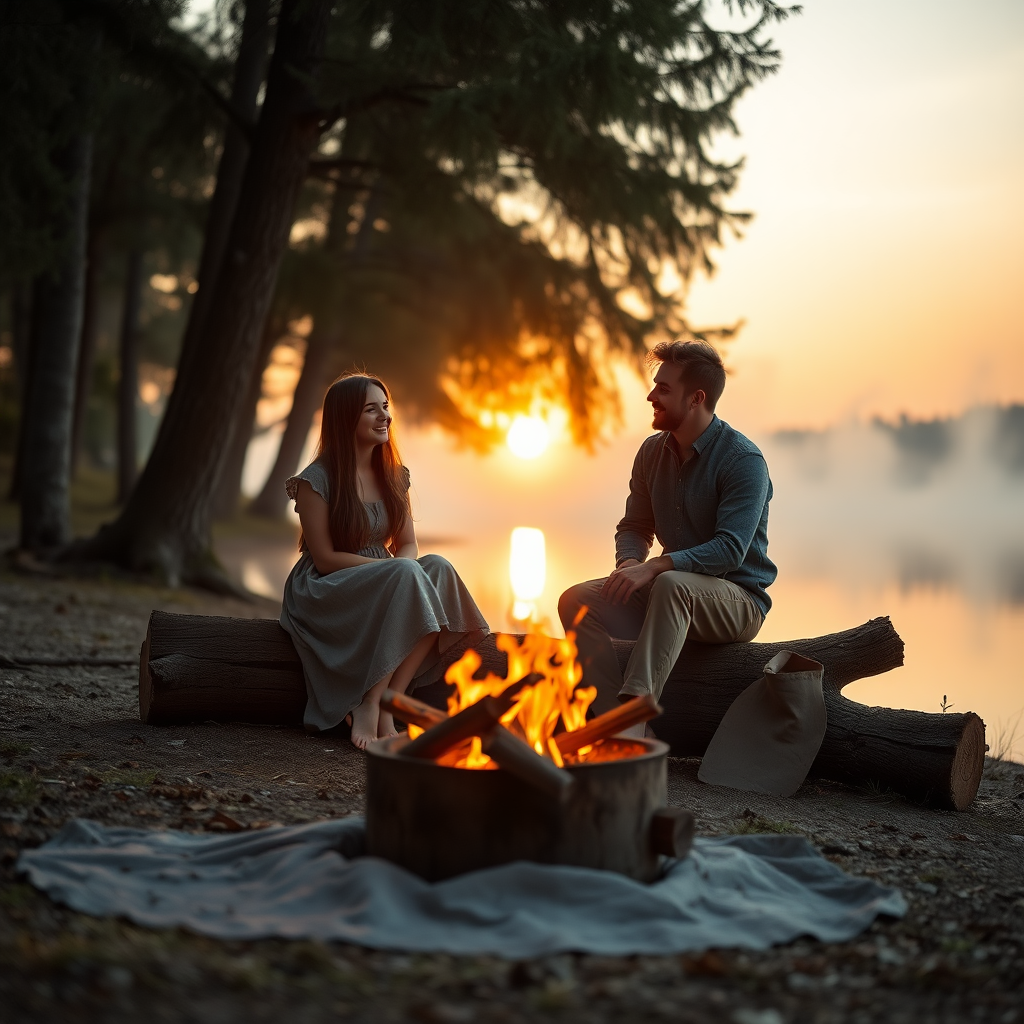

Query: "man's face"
(647, 363), (693, 431)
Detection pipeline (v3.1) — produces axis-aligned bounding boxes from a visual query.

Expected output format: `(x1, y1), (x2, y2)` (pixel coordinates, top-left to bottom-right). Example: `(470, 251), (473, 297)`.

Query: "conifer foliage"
(318, 0), (794, 445)
(1, 0), (794, 586)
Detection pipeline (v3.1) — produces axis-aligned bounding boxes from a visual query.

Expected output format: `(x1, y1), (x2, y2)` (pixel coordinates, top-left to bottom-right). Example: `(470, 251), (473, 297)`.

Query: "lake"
(229, 404), (1024, 762)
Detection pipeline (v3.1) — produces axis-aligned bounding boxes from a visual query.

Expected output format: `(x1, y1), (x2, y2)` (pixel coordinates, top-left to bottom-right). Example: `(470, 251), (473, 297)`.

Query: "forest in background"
(0, 0), (795, 590)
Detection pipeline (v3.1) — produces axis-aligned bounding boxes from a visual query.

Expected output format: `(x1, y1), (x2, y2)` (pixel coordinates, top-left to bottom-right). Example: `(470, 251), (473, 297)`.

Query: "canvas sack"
(698, 651), (827, 798)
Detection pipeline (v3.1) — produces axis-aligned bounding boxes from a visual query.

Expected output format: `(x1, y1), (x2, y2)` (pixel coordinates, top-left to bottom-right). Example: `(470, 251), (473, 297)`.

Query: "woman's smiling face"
(355, 383), (391, 448)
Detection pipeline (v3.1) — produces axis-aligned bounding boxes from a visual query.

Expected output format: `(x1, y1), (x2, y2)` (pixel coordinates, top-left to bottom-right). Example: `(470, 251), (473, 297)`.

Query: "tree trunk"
(173, 0), (272, 391)
(10, 280), (33, 390)
(6, 281), (34, 501)
(73, 0), (332, 588)
(210, 313), (281, 519)
(19, 133), (93, 551)
(248, 184), (373, 518)
(136, 613), (986, 811)
(246, 322), (331, 517)
(117, 248), (143, 503)
(70, 229), (104, 478)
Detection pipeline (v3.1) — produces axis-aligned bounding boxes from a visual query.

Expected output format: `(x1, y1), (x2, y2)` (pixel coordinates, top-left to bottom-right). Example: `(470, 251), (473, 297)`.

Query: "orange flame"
(438, 622), (597, 769)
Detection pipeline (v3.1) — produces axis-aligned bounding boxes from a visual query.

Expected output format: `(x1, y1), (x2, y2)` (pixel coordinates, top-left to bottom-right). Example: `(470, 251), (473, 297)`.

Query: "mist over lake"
(225, 403), (1024, 762)
(764, 405), (1024, 605)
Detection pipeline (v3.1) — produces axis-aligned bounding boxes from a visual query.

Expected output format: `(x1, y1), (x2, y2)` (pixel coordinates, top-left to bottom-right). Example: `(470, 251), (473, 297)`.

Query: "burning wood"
(381, 689), (576, 801)
(481, 728), (575, 801)
(433, 632), (600, 769)
(379, 626), (662, 808)
(401, 696), (503, 760)
(554, 693), (663, 757)
(380, 690), (445, 730)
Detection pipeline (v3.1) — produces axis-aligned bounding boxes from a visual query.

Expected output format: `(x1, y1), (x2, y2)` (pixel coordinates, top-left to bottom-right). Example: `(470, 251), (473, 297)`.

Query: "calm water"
(228, 406), (1024, 762)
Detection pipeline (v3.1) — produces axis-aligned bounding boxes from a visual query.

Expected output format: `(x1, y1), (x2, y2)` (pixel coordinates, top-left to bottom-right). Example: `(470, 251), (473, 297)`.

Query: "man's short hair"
(649, 340), (726, 411)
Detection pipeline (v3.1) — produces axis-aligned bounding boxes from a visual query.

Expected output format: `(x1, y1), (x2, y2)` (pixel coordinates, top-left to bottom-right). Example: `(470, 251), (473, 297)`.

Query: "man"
(558, 340), (776, 716)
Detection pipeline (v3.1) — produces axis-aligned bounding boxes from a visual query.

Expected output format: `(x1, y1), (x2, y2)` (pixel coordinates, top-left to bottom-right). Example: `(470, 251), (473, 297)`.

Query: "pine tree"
(61, 0), (791, 584)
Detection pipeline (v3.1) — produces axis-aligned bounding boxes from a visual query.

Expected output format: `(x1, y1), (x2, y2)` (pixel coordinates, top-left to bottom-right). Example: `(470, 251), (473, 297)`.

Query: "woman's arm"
(393, 505), (418, 560)
(294, 480), (380, 574)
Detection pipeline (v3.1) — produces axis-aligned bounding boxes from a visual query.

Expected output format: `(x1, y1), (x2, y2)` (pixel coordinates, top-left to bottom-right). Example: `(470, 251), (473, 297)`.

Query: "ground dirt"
(1, 565), (1023, 1024)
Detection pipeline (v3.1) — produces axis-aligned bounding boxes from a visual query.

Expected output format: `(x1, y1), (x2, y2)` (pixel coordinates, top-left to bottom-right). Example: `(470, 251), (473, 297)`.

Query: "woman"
(280, 373), (488, 748)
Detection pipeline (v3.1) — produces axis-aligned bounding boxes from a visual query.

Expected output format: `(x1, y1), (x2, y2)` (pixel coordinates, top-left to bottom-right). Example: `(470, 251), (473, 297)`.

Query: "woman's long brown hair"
(313, 373), (410, 555)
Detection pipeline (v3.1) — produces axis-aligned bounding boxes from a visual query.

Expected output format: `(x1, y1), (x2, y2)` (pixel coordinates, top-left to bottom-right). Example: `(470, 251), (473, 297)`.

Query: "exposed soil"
(1, 567), (1023, 1024)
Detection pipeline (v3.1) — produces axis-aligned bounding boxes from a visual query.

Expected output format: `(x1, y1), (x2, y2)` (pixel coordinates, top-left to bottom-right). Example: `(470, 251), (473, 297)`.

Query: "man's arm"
(664, 453), (770, 575)
(614, 445), (656, 567)
(603, 453), (769, 604)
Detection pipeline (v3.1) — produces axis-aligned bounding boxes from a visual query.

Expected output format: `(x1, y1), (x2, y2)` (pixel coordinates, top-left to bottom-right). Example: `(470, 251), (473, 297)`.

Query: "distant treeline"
(773, 405), (1024, 485)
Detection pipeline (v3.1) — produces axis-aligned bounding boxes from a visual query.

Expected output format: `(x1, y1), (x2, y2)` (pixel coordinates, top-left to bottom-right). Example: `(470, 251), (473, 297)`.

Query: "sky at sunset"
(192, 0), (1024, 436)
(688, 0), (1024, 435)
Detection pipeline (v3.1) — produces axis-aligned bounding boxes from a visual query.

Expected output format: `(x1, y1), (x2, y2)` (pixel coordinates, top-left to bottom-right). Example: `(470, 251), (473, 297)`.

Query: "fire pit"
(367, 734), (680, 882)
(365, 630), (695, 883)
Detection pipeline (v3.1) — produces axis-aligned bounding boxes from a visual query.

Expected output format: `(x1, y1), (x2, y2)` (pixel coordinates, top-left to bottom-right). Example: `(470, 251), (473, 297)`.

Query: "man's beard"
(651, 405), (682, 431)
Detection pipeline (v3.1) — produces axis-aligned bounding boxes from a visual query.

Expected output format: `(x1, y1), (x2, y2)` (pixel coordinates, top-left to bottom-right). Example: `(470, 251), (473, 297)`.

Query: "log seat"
(138, 611), (984, 811)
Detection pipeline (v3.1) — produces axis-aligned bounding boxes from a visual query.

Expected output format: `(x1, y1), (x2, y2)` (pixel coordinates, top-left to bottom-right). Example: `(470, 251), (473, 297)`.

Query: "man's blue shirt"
(614, 416), (777, 615)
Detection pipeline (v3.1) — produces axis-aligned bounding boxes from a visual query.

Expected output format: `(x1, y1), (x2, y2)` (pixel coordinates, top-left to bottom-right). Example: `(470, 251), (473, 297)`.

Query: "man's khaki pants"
(557, 571), (763, 716)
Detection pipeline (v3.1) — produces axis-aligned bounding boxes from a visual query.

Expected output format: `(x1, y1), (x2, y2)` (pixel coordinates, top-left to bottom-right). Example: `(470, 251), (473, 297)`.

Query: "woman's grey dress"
(280, 461), (489, 732)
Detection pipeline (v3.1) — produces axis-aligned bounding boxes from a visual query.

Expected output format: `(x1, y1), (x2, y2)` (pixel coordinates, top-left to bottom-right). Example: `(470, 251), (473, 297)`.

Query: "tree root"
(6, 535), (264, 604)
(0, 655), (137, 669)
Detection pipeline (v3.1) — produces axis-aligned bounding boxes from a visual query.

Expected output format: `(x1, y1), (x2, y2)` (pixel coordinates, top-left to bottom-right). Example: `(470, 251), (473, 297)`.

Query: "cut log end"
(650, 807), (695, 859)
(948, 713), (986, 811)
(138, 629), (153, 723)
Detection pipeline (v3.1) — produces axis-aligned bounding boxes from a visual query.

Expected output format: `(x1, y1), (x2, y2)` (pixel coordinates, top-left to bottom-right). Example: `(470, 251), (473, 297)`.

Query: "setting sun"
(506, 415), (550, 459)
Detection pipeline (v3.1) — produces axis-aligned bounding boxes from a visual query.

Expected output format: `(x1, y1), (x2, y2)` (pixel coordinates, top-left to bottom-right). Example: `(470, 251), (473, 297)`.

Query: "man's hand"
(600, 556), (673, 605)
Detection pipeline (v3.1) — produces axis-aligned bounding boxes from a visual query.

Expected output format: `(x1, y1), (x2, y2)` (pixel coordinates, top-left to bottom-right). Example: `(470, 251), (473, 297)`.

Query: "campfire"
(401, 623), (657, 767)
(365, 619), (694, 882)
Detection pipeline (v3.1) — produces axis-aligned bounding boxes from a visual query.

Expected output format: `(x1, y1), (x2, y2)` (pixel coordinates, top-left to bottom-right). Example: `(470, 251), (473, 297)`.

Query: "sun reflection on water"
(509, 526), (546, 625)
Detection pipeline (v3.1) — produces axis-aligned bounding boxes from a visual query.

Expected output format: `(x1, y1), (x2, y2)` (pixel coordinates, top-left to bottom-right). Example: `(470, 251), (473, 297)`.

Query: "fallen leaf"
(205, 810), (244, 833)
(681, 950), (728, 976)
(820, 844), (854, 857)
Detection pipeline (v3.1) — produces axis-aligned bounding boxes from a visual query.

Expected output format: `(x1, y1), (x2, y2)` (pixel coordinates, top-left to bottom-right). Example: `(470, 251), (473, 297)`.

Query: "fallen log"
(615, 617), (983, 813)
(138, 611), (306, 726)
(138, 611), (984, 810)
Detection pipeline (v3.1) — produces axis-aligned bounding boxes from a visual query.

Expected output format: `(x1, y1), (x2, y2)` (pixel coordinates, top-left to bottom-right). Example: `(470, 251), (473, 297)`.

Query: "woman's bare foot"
(349, 699), (379, 750)
(377, 709), (399, 740)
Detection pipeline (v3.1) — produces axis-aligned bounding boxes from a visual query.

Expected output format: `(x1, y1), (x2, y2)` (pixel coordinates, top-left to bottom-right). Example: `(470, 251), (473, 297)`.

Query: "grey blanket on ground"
(18, 818), (906, 957)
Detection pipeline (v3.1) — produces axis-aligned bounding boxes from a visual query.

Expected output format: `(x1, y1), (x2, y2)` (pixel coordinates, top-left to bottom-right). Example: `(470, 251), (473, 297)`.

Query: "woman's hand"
(294, 481), (381, 575)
